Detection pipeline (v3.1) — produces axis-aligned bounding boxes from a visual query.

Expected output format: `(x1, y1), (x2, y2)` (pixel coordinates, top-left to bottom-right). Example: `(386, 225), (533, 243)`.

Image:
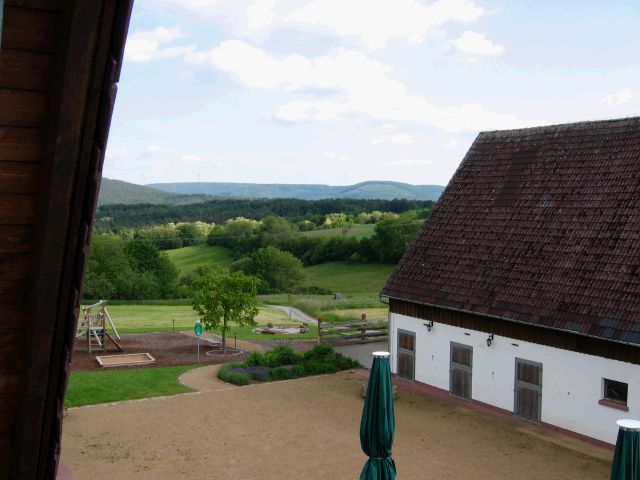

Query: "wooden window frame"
(513, 357), (543, 425)
(396, 328), (416, 381)
(600, 378), (629, 411)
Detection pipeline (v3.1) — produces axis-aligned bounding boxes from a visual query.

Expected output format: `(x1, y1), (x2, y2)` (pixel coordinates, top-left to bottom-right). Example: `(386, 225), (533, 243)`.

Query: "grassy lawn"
(300, 224), (376, 239)
(302, 262), (395, 294)
(102, 304), (317, 339)
(319, 307), (388, 323)
(166, 245), (233, 273)
(262, 293), (387, 319)
(65, 365), (198, 407)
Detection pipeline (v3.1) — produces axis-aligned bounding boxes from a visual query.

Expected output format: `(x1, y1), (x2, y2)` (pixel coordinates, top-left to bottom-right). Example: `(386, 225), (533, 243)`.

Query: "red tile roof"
(382, 117), (640, 346)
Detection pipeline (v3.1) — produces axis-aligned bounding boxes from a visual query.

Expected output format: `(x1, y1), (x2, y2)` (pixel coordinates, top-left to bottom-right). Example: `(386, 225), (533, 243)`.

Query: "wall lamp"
(486, 334), (494, 347)
(423, 320), (434, 332)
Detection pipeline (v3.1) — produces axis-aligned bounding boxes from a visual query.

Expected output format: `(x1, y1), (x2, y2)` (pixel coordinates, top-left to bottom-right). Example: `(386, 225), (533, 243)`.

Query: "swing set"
(76, 300), (122, 353)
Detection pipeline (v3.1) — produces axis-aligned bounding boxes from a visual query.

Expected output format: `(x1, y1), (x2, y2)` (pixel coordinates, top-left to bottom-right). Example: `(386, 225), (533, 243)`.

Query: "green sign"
(194, 321), (203, 337)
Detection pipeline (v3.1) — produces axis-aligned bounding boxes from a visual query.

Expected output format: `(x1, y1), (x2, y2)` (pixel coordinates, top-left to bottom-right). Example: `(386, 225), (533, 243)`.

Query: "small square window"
(603, 379), (628, 405)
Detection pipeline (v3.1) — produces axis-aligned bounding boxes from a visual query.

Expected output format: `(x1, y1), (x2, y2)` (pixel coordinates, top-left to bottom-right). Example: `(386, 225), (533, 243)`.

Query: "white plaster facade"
(389, 312), (639, 444)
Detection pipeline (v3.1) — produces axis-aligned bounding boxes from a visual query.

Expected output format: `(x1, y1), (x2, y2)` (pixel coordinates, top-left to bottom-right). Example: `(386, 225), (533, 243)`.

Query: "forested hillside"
(148, 180), (444, 201)
(98, 178), (213, 206)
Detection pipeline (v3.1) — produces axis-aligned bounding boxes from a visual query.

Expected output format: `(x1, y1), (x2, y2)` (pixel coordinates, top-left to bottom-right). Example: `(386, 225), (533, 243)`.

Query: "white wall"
(390, 312), (639, 444)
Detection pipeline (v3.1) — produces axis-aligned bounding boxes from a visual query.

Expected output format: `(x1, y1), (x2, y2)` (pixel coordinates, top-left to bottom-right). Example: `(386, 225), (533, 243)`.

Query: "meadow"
(166, 244), (233, 273)
(102, 304), (318, 339)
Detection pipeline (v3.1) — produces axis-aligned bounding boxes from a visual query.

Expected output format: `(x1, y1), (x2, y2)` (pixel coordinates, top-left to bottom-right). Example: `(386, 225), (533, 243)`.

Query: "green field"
(166, 244), (394, 296)
(302, 262), (394, 294)
(102, 304), (317, 339)
(300, 224), (376, 239)
(166, 245), (233, 273)
(66, 365), (198, 407)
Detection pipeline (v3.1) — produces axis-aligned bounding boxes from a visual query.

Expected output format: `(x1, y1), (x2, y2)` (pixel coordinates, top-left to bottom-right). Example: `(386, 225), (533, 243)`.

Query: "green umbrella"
(360, 351), (396, 480)
(611, 419), (640, 480)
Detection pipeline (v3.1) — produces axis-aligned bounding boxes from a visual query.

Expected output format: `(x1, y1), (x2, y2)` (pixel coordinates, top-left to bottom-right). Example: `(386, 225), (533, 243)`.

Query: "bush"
(267, 366), (293, 381)
(245, 351), (267, 367)
(218, 363), (251, 386)
(263, 345), (302, 367)
(244, 365), (271, 381)
(304, 343), (336, 362)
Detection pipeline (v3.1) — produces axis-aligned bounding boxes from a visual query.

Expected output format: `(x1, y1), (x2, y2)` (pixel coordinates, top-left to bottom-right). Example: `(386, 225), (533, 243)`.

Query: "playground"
(61, 367), (612, 479)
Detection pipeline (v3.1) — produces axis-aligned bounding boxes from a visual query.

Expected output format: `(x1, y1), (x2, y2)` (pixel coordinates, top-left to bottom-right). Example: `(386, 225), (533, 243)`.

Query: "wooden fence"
(318, 318), (389, 346)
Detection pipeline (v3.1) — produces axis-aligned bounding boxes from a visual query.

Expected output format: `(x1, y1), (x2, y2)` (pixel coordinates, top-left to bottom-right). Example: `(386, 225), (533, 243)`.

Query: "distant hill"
(97, 178), (212, 206)
(147, 181), (444, 201)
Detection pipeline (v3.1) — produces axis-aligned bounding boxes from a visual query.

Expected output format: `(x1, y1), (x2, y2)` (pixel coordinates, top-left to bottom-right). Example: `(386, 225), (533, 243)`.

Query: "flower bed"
(218, 344), (360, 385)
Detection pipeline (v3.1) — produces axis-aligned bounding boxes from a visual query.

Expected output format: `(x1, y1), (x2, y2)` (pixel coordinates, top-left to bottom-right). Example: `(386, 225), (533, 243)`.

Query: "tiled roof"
(382, 117), (640, 346)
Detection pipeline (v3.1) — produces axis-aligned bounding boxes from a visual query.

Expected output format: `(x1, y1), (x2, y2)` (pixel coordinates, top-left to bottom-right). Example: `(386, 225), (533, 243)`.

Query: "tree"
(230, 246), (305, 293)
(191, 270), (259, 353)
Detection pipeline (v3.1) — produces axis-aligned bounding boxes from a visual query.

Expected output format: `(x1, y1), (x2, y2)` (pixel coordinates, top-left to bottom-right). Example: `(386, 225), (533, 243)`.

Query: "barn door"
(514, 358), (542, 424)
(450, 342), (473, 400)
(397, 329), (415, 381)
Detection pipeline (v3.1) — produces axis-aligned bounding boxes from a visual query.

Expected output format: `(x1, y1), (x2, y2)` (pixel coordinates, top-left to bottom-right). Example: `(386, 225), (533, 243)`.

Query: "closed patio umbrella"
(360, 351), (396, 480)
(611, 419), (640, 480)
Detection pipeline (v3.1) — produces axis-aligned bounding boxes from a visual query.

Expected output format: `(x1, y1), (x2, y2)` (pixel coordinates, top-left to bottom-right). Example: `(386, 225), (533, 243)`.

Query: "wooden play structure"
(77, 300), (122, 353)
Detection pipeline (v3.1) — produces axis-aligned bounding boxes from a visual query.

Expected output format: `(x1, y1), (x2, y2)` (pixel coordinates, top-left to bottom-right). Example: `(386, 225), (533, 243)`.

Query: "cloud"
(372, 133), (413, 145)
(148, 145), (161, 153)
(453, 31), (504, 56)
(444, 140), (459, 150)
(125, 27), (196, 63)
(322, 152), (349, 160)
(601, 88), (635, 106)
(188, 40), (543, 132)
(274, 0), (486, 50)
(157, 0), (486, 50)
(181, 154), (203, 163)
(378, 159), (432, 166)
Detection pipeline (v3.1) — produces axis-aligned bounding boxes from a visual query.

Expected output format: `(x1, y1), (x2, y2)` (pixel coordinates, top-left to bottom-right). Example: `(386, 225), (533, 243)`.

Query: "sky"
(104, 0), (640, 187)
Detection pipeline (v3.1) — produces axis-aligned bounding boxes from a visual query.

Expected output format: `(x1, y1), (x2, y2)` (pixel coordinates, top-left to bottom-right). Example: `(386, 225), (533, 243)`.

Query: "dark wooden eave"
(0, 0), (133, 478)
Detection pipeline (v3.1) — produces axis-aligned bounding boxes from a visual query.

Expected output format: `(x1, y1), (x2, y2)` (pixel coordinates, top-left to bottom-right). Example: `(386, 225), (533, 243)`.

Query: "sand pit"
(96, 353), (156, 367)
(61, 370), (612, 479)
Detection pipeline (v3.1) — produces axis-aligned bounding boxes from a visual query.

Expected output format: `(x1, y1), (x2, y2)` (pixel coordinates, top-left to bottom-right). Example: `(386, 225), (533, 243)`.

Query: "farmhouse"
(382, 117), (640, 444)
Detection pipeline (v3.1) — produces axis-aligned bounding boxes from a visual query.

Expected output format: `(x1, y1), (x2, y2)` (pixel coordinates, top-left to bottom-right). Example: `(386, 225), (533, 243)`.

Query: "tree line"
(95, 197), (434, 229)
(84, 205), (431, 300)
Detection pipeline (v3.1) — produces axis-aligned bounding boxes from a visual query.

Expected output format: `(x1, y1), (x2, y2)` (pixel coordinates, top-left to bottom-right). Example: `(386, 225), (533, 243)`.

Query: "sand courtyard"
(61, 366), (612, 479)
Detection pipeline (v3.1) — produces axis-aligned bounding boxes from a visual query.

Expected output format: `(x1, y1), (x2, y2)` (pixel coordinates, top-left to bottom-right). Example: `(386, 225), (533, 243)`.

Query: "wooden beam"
(0, 306), (26, 329)
(0, 253), (31, 280)
(0, 90), (48, 127)
(13, 0), (135, 478)
(5, 0), (60, 12)
(0, 50), (53, 91)
(0, 194), (37, 223)
(0, 127), (44, 162)
(0, 163), (39, 194)
(1, 6), (59, 53)
(0, 226), (33, 254)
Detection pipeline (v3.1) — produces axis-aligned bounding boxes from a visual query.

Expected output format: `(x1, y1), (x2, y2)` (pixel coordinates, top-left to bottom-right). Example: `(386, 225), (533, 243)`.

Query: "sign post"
(194, 320), (203, 364)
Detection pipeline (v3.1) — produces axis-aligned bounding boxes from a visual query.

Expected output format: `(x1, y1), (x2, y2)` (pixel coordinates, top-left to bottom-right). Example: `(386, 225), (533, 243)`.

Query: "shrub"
(245, 351), (267, 367)
(263, 345), (302, 367)
(245, 365), (270, 381)
(304, 343), (336, 362)
(218, 363), (251, 386)
(267, 367), (293, 381)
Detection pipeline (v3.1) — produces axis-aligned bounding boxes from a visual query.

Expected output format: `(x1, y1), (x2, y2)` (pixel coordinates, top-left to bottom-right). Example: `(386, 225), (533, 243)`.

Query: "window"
(600, 378), (629, 411)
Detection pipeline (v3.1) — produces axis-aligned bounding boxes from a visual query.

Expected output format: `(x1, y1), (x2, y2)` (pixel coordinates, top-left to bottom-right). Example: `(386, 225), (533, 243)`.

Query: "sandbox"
(96, 352), (156, 367)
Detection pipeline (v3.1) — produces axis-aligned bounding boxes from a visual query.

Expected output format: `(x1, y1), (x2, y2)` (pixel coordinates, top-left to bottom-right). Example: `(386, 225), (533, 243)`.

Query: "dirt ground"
(61, 367), (612, 479)
(71, 333), (246, 371)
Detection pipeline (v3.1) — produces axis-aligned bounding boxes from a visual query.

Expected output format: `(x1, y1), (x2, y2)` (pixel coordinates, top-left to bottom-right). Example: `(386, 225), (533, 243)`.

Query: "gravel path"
(270, 305), (318, 324)
(61, 371), (612, 479)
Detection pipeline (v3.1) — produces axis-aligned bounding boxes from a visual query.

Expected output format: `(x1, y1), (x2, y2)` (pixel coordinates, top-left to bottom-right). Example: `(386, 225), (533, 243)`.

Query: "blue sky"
(104, 0), (640, 186)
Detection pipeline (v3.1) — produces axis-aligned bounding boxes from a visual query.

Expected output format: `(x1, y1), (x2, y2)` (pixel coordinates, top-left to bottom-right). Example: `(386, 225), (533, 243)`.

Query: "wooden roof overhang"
(1, 0), (133, 478)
